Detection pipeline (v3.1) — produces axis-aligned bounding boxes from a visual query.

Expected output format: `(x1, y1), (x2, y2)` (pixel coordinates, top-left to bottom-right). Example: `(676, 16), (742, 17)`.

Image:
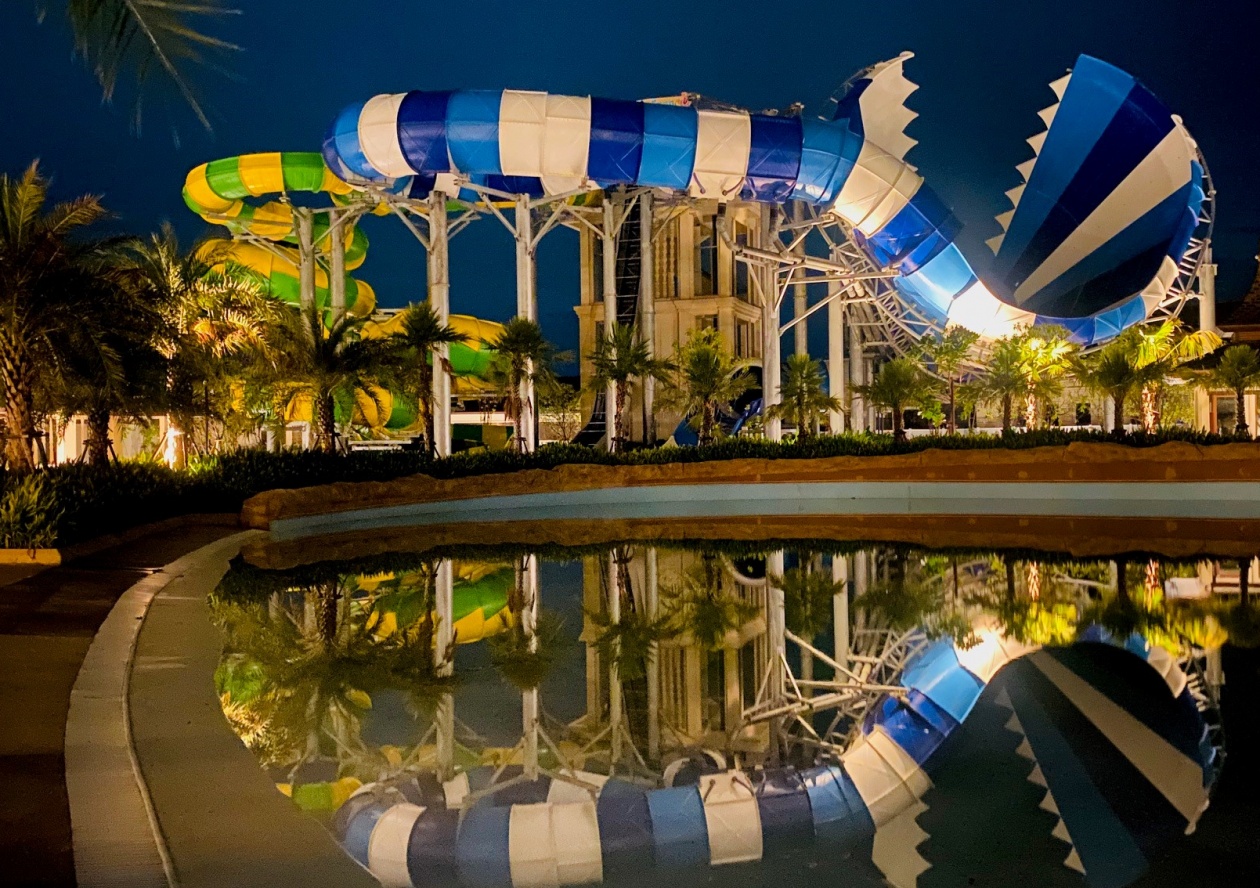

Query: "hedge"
(0, 426), (1249, 549)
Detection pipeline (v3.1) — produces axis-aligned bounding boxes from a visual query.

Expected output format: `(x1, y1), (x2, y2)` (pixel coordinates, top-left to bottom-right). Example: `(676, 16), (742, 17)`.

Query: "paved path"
(0, 522), (235, 887)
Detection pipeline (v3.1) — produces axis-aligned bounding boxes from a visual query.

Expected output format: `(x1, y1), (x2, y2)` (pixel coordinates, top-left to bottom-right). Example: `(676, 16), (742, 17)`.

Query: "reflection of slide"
(183, 152), (377, 315)
(359, 565), (514, 645)
(337, 631), (1216, 888)
(325, 55), (1206, 346)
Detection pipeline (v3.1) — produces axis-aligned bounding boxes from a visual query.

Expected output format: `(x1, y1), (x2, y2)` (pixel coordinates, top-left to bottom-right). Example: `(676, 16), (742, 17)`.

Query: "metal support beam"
(849, 319), (865, 432)
(602, 198), (619, 452)
(832, 555), (850, 672)
(428, 193), (453, 457)
(640, 191), (656, 444)
(828, 282), (846, 433)
(760, 208), (782, 441)
(1199, 244), (1218, 333)
(295, 208), (316, 334)
(792, 202), (808, 356)
(607, 551), (623, 764)
(329, 211), (347, 324)
(766, 550), (787, 757)
(515, 197), (538, 453)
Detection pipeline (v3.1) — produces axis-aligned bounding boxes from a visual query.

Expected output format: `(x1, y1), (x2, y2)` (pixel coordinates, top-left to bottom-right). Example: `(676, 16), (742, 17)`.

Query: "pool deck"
(1, 520), (375, 888)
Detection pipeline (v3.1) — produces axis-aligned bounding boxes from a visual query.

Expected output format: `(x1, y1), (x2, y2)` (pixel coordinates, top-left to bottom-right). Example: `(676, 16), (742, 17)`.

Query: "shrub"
(0, 474), (62, 549)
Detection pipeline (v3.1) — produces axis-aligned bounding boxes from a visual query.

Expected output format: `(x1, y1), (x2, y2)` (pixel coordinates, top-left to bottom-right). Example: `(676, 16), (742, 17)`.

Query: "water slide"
(321, 54), (1205, 347)
(336, 628), (1215, 888)
(184, 152), (505, 431)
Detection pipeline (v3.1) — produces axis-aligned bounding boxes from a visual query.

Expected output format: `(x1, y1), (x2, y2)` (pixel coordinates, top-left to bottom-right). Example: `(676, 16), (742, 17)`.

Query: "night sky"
(4, 0), (1259, 358)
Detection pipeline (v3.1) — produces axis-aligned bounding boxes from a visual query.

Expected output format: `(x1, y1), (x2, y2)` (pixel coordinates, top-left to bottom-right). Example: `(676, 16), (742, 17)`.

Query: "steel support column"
(793, 202), (808, 356)
(1200, 244), (1218, 333)
(521, 554), (541, 779)
(761, 208), (782, 441)
(645, 547), (660, 762)
(607, 551), (623, 763)
(602, 198), (619, 451)
(429, 194), (453, 456)
(640, 191), (656, 444)
(296, 208), (316, 331)
(329, 212), (347, 323)
(515, 197), (537, 452)
(832, 554), (850, 671)
(849, 322), (865, 432)
(828, 247), (846, 433)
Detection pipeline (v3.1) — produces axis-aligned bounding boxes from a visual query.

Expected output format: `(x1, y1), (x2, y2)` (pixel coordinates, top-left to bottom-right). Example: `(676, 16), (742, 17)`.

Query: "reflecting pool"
(211, 534), (1260, 887)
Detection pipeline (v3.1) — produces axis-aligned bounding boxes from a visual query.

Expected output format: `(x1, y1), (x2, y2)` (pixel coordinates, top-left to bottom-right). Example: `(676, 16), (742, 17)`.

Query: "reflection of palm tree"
(773, 562), (842, 641)
(488, 611), (569, 691)
(661, 555), (760, 651)
(589, 548), (675, 682)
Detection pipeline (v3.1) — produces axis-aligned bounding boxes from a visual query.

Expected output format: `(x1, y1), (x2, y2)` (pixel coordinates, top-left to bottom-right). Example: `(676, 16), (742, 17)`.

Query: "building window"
(696, 314), (718, 332)
(1212, 394), (1238, 434)
(695, 217), (717, 296)
(594, 321), (605, 344)
(735, 319), (755, 357)
(733, 221), (749, 301)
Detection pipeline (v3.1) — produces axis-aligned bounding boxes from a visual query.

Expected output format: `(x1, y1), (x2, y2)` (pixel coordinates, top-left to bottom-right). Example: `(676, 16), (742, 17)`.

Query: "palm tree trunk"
(85, 406), (112, 465)
(1140, 385), (1158, 433)
(947, 378), (957, 435)
(1001, 394), (1013, 434)
(1236, 388), (1248, 436)
(316, 394), (337, 453)
(700, 401), (715, 447)
(614, 381), (627, 451)
(892, 403), (906, 442)
(1111, 386), (1130, 435)
(0, 343), (36, 471)
(420, 361), (435, 456)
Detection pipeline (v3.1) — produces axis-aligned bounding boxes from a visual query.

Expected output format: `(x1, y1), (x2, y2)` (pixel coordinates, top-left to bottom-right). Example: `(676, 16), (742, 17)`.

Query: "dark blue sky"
(4, 0), (1258, 356)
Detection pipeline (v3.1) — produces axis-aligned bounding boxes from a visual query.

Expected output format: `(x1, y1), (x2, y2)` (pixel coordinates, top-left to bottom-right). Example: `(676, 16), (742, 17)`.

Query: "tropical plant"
(768, 354), (843, 438)
(537, 378), (584, 442)
(975, 327), (1074, 433)
(119, 226), (280, 463)
(266, 304), (406, 452)
(0, 474), (63, 548)
(1074, 321), (1219, 435)
(855, 357), (937, 441)
(588, 322), (673, 450)
(660, 328), (754, 447)
(37, 1), (240, 131)
(1198, 344), (1260, 436)
(392, 302), (467, 456)
(487, 611), (570, 691)
(917, 327), (979, 434)
(0, 163), (129, 471)
(488, 318), (557, 452)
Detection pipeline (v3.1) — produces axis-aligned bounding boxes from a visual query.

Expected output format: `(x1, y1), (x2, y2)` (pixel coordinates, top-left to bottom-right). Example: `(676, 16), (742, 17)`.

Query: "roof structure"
(1220, 246), (1260, 331)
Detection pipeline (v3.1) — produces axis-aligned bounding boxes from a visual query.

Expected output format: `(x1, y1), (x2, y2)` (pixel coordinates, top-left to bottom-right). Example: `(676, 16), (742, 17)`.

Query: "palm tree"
(0, 163), (123, 470)
(1132, 321), (1219, 431)
(392, 302), (467, 456)
(488, 318), (556, 452)
(769, 354), (843, 438)
(1015, 326), (1075, 429)
(660, 328), (753, 447)
(588, 323), (673, 451)
(39, 1), (240, 131)
(268, 305), (406, 452)
(773, 563), (844, 641)
(1200, 344), (1260, 436)
(917, 327), (979, 434)
(855, 357), (937, 441)
(661, 556), (760, 651)
(974, 336), (1026, 434)
(121, 225), (277, 464)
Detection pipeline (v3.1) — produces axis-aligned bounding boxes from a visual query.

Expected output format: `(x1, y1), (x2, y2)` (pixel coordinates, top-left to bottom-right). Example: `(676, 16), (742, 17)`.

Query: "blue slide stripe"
(742, 114), (803, 203)
(638, 104), (697, 190)
(397, 90), (453, 174)
(588, 97), (645, 186)
(445, 90), (504, 176)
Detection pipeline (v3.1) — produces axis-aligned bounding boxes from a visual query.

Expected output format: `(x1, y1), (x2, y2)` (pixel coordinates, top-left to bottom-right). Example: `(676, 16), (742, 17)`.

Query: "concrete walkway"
(0, 521), (236, 886)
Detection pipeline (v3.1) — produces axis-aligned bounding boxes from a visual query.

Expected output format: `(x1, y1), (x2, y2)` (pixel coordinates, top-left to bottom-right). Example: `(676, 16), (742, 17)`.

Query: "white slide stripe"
(509, 802), (559, 888)
(359, 94), (414, 178)
(832, 142), (923, 236)
(541, 94), (593, 195)
(1013, 126), (1192, 304)
(698, 772), (763, 865)
(689, 109), (751, 199)
(367, 803), (424, 888)
(843, 727), (932, 827)
(500, 90), (549, 178)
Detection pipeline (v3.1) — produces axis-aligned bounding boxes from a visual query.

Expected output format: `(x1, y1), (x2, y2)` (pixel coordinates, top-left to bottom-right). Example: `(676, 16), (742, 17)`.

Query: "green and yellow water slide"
(183, 152), (502, 431)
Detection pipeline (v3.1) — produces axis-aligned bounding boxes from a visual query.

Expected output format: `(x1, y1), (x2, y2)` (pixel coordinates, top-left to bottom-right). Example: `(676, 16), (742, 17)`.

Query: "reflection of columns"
(640, 192), (656, 444)
(854, 550), (869, 598)
(865, 357), (877, 431)
(429, 194), (453, 456)
(434, 560), (455, 781)
(832, 554), (850, 671)
(515, 197), (537, 453)
(607, 551), (623, 763)
(645, 547), (661, 762)
(329, 211), (347, 323)
(602, 198), (619, 452)
(761, 208), (782, 441)
(849, 323), (865, 432)
(1104, 395), (1116, 433)
(521, 554), (541, 779)
(766, 550), (786, 753)
(296, 208), (316, 329)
